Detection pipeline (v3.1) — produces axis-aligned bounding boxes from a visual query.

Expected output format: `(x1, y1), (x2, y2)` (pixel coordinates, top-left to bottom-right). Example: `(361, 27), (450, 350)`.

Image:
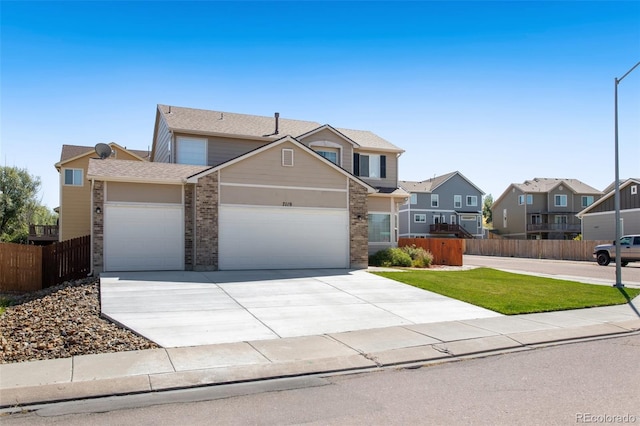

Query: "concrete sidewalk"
(2, 300), (638, 408)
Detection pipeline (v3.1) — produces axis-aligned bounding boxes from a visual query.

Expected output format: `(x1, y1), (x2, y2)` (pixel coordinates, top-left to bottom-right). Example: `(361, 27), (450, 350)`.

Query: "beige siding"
(60, 156), (92, 241)
(299, 128), (354, 171)
(153, 114), (172, 163)
(205, 135), (267, 166)
(107, 182), (182, 204)
(368, 196), (392, 212)
(493, 189), (526, 237)
(221, 141), (347, 189)
(220, 185), (346, 208)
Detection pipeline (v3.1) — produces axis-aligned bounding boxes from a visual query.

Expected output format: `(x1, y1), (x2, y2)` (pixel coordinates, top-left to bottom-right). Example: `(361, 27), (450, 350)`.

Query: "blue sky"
(2, 1), (639, 210)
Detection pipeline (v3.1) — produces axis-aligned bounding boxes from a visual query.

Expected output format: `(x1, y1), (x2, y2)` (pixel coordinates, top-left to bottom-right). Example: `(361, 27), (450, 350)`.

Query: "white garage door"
(104, 204), (184, 271)
(219, 205), (349, 270)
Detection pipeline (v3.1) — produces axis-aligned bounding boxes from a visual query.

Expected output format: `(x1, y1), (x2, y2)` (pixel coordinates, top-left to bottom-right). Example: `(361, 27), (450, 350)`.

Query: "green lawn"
(373, 268), (640, 315)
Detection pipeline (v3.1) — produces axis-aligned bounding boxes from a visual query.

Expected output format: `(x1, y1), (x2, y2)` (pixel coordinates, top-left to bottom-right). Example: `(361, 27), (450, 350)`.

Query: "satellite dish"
(95, 143), (113, 159)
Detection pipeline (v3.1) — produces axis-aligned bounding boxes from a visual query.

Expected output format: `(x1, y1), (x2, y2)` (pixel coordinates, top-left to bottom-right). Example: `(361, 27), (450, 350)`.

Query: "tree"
(0, 166), (55, 243)
(482, 194), (493, 226)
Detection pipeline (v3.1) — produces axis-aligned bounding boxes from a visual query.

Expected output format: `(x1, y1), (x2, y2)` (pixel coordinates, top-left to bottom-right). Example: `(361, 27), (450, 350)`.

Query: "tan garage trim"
(106, 182), (182, 204)
(220, 183), (347, 209)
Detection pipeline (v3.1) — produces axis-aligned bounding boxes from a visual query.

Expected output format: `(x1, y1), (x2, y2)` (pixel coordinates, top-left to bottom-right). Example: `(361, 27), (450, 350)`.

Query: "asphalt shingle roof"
(158, 104), (403, 152)
(513, 178), (602, 194)
(60, 144), (150, 163)
(87, 159), (209, 183)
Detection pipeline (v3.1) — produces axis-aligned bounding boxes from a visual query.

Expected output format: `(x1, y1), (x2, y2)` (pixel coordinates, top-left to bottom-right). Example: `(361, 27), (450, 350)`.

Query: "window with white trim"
(631, 185), (638, 195)
(316, 150), (338, 165)
(454, 195), (462, 208)
(354, 153), (386, 179)
(368, 214), (391, 242)
(431, 194), (439, 207)
(581, 195), (594, 207)
(282, 149), (294, 167)
(176, 136), (207, 165)
(414, 214), (426, 223)
(554, 194), (567, 207)
(64, 169), (83, 186)
(410, 193), (417, 204)
(466, 195), (477, 206)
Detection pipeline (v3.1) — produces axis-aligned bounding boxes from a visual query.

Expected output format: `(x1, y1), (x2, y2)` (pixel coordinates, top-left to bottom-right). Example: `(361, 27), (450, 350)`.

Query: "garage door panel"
(105, 205), (184, 272)
(219, 206), (348, 270)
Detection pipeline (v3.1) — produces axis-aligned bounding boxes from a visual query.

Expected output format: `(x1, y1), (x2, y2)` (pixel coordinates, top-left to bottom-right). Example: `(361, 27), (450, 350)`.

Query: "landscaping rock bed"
(0, 278), (158, 364)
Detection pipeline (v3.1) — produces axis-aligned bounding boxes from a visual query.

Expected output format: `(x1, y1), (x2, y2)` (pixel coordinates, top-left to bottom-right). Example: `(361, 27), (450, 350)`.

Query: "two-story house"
(54, 143), (149, 241)
(492, 178), (602, 240)
(398, 171), (485, 239)
(87, 104), (408, 272)
(576, 178), (640, 240)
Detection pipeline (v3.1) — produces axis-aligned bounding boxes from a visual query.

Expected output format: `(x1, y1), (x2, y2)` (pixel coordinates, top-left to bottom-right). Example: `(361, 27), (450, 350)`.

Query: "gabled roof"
(576, 178), (640, 217)
(156, 104), (403, 153)
(57, 143), (150, 168)
(493, 177), (602, 207)
(87, 159), (210, 184)
(187, 135), (377, 194)
(399, 171), (484, 195)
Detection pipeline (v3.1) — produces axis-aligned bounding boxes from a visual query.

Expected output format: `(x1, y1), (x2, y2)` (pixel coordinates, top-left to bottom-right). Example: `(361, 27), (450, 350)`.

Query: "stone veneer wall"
(184, 184), (194, 270)
(92, 181), (104, 273)
(349, 180), (369, 268)
(193, 172), (219, 271)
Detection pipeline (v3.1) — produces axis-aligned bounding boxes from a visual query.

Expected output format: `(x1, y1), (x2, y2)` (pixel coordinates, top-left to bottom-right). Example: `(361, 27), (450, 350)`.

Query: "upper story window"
(554, 194), (567, 207)
(431, 194), (439, 208)
(466, 195), (477, 206)
(454, 195), (462, 208)
(410, 193), (417, 204)
(581, 196), (594, 207)
(176, 136), (207, 166)
(64, 169), (83, 186)
(317, 150), (338, 165)
(518, 194), (533, 205)
(354, 153), (386, 179)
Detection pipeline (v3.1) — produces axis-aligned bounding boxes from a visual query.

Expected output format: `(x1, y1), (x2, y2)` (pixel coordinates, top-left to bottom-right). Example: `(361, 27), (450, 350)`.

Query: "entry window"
(354, 153), (386, 179)
(554, 194), (567, 207)
(414, 214), (426, 223)
(176, 137), (207, 165)
(368, 214), (390, 242)
(64, 169), (83, 186)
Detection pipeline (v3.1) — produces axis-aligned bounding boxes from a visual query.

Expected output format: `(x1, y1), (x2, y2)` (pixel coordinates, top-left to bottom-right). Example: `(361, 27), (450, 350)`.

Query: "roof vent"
(274, 112), (280, 135)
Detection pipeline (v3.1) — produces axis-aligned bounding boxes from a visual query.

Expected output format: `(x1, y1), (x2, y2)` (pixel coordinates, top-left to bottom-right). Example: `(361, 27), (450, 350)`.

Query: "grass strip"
(373, 268), (640, 315)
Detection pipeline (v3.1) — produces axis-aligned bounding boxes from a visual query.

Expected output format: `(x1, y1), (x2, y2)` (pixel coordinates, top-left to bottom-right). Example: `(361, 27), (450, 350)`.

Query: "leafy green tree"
(482, 194), (493, 226)
(0, 166), (55, 243)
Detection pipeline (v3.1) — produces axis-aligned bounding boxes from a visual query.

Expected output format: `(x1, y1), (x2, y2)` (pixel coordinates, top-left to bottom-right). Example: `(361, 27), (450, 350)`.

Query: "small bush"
(369, 248), (412, 267)
(400, 245), (433, 268)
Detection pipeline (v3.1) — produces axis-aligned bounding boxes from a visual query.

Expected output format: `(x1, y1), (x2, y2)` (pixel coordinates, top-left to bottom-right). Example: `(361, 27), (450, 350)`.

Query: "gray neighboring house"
(492, 178), (603, 240)
(399, 171), (485, 239)
(576, 178), (640, 240)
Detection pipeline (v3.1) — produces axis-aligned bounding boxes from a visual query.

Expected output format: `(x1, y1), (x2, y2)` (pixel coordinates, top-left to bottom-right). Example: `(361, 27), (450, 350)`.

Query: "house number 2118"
(282, 202), (293, 207)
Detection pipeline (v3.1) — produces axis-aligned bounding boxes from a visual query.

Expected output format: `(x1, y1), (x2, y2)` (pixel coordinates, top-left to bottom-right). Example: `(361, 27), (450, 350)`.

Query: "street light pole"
(613, 60), (640, 288)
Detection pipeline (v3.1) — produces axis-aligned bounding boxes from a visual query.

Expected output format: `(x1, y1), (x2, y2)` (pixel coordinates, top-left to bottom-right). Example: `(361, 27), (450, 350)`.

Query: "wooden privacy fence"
(463, 239), (609, 261)
(399, 238), (464, 266)
(0, 235), (90, 292)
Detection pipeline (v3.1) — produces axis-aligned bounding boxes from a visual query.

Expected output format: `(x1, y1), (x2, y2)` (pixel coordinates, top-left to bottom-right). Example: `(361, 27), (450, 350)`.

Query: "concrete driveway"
(100, 269), (501, 348)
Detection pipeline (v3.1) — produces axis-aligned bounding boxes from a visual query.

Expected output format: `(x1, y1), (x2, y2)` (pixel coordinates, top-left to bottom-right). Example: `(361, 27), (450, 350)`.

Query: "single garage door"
(219, 205), (349, 270)
(104, 204), (184, 271)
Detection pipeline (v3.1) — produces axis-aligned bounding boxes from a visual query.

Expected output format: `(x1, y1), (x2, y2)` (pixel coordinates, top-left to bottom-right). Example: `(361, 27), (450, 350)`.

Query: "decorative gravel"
(0, 278), (158, 364)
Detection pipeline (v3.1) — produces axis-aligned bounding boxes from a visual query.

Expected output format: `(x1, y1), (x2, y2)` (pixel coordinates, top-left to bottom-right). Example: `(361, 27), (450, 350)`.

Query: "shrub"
(369, 248), (412, 267)
(400, 245), (433, 268)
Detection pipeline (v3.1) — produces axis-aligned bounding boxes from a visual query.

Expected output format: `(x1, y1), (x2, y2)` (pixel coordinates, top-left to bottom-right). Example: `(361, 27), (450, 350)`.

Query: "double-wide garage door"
(104, 204), (184, 272)
(219, 205), (349, 270)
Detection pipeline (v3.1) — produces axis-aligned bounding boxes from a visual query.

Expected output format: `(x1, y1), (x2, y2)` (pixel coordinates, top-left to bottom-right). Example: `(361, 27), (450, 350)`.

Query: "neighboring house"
(576, 178), (640, 240)
(87, 104), (408, 272)
(492, 178), (603, 240)
(398, 171), (485, 239)
(55, 143), (149, 241)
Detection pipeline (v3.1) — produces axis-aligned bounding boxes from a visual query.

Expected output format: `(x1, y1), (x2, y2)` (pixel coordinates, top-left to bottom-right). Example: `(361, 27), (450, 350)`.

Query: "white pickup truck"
(593, 235), (640, 266)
